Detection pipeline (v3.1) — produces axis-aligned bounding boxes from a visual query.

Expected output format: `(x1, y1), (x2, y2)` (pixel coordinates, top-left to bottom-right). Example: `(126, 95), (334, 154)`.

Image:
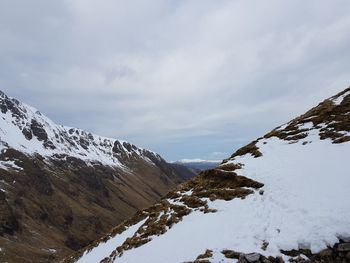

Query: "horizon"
(1, 0), (350, 160)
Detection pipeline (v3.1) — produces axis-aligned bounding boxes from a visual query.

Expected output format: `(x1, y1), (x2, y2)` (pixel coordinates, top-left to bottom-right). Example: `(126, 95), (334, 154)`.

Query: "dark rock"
(79, 138), (89, 150)
(43, 140), (56, 150)
(337, 243), (350, 252)
(30, 119), (48, 141)
(64, 214), (74, 226)
(112, 141), (122, 153)
(339, 236), (350, 242)
(0, 103), (7, 113)
(261, 240), (269, 250)
(0, 190), (5, 200)
(276, 256), (284, 263)
(238, 254), (248, 263)
(22, 127), (33, 140)
(123, 142), (132, 152)
(2, 96), (25, 119)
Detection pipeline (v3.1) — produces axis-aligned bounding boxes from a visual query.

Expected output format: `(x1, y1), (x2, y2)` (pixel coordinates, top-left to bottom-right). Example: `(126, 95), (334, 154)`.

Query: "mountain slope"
(69, 87), (350, 263)
(0, 91), (196, 263)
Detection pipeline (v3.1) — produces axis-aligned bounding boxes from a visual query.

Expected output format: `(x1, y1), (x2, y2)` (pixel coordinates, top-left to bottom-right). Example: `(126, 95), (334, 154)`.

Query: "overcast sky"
(1, 0), (350, 161)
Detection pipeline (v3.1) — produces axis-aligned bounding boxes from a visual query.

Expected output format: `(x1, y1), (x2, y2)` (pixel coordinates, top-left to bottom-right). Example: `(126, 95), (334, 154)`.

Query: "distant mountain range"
(172, 159), (221, 172)
(68, 87), (350, 263)
(0, 90), (196, 262)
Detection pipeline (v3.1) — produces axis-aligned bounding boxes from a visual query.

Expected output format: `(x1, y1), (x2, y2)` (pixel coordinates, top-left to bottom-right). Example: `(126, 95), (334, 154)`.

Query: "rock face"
(0, 91), (196, 263)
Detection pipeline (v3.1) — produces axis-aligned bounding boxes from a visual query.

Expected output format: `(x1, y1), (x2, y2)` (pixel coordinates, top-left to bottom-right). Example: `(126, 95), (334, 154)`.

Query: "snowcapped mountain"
(0, 90), (163, 168)
(0, 90), (196, 263)
(68, 87), (350, 263)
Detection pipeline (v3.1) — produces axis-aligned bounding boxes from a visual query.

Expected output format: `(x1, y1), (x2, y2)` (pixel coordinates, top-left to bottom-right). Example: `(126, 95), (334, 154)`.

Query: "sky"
(1, 0), (350, 161)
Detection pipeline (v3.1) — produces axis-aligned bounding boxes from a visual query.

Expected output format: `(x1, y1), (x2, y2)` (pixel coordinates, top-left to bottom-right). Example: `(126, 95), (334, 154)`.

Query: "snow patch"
(332, 90), (350, 105)
(76, 219), (147, 263)
(0, 160), (23, 171)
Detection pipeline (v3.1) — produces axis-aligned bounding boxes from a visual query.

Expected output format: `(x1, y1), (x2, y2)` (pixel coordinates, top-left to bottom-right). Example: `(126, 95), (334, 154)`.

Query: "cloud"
(1, 0), (350, 160)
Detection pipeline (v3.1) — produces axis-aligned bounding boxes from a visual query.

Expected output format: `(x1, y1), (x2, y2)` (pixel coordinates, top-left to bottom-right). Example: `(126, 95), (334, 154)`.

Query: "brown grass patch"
(222, 249), (240, 259)
(264, 88), (350, 144)
(227, 140), (263, 160)
(197, 249), (213, 260)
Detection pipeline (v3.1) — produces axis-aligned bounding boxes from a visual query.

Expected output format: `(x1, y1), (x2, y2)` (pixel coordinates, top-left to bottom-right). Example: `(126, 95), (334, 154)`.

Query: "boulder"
(245, 253), (261, 262)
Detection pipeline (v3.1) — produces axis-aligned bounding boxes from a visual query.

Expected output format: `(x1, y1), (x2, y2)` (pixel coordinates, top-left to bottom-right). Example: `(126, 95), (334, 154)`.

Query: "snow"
(211, 250), (237, 263)
(0, 93), (159, 169)
(296, 121), (314, 130)
(76, 219), (147, 263)
(0, 160), (23, 171)
(91, 132), (350, 263)
(332, 90), (350, 105)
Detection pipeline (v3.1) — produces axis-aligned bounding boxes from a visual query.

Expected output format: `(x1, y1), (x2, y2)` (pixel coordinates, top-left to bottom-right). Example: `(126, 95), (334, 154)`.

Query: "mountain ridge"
(68, 87), (350, 263)
(0, 90), (196, 263)
(0, 90), (164, 169)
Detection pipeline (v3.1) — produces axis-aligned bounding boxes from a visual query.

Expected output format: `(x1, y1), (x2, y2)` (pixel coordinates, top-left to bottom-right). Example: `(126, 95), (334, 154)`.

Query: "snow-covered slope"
(0, 90), (161, 168)
(68, 87), (350, 263)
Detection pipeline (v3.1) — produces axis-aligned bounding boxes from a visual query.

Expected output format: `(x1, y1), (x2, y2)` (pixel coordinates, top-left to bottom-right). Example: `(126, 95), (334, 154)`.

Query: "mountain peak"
(0, 90), (162, 169)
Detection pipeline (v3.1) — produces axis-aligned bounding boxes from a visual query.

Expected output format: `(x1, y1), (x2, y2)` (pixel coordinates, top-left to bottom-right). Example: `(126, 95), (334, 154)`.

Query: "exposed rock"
(123, 142), (132, 152)
(238, 254), (248, 263)
(245, 253), (261, 262)
(337, 242), (350, 252)
(22, 127), (32, 140)
(43, 140), (56, 149)
(261, 240), (269, 251)
(112, 140), (122, 153)
(30, 119), (48, 141)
